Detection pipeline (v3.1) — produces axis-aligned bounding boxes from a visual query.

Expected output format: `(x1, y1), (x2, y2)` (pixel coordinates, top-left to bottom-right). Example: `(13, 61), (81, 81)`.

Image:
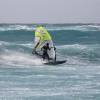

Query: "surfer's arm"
(34, 37), (40, 48)
(32, 37), (40, 54)
(34, 42), (40, 49)
(32, 42), (40, 54)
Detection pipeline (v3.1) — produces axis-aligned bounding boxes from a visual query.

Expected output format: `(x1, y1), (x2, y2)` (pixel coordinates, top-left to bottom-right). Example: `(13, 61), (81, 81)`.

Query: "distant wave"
(0, 25), (34, 31)
(0, 24), (100, 32)
(0, 41), (33, 48)
(46, 25), (100, 31)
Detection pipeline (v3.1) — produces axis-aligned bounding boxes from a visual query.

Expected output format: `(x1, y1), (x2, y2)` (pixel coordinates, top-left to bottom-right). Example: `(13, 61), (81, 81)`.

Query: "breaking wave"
(0, 24), (100, 32)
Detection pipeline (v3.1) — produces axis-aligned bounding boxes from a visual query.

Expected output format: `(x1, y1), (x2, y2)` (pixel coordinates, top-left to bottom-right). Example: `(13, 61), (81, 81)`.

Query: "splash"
(0, 50), (43, 67)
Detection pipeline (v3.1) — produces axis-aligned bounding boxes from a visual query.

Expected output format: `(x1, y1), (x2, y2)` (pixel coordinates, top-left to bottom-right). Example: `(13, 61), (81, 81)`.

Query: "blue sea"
(0, 24), (100, 100)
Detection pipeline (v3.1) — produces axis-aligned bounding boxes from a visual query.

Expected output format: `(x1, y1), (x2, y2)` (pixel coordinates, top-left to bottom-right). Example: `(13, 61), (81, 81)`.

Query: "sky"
(0, 0), (100, 23)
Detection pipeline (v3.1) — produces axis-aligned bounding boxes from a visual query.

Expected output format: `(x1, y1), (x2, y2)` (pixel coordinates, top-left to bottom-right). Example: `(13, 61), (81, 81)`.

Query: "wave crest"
(0, 24), (100, 31)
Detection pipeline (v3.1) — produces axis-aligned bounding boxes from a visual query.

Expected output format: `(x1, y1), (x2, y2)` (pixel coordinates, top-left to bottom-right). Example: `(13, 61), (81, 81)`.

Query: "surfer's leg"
(45, 53), (50, 60)
(42, 55), (45, 60)
(42, 52), (47, 60)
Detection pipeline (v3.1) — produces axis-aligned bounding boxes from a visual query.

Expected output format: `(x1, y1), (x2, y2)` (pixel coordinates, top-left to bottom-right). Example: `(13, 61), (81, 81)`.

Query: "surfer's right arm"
(32, 37), (40, 54)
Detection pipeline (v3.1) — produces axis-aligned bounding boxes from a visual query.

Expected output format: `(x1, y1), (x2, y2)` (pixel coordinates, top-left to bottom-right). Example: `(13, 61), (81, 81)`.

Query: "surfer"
(32, 26), (56, 61)
(32, 26), (66, 65)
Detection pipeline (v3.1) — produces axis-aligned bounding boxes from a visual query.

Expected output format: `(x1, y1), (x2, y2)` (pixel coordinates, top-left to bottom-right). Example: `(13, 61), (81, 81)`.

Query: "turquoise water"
(0, 24), (100, 100)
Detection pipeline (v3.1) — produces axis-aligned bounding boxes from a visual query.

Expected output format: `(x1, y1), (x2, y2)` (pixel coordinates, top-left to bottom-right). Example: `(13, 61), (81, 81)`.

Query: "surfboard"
(44, 60), (66, 65)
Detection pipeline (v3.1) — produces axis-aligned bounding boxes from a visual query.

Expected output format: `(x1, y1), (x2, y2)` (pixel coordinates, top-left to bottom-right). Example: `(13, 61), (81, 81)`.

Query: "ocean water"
(0, 24), (100, 100)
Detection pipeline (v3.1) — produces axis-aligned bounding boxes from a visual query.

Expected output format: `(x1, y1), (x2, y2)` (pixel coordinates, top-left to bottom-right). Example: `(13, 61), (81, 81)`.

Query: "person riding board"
(32, 26), (56, 61)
